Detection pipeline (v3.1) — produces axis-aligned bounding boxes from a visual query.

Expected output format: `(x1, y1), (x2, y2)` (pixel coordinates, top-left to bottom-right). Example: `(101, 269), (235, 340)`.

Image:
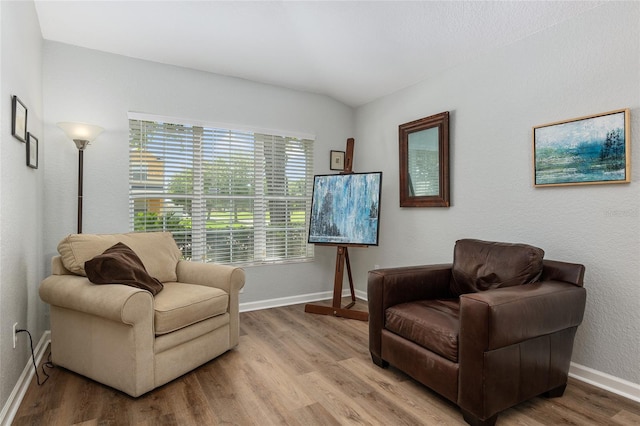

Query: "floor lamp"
(57, 122), (104, 234)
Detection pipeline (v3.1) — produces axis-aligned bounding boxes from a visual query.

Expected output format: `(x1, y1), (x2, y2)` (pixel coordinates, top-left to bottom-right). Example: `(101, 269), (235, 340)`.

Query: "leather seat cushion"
(385, 299), (460, 362)
(153, 282), (228, 335)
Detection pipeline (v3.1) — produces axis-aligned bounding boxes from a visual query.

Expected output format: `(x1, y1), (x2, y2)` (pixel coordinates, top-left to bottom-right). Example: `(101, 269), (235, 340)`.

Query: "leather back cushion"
(58, 232), (181, 282)
(84, 242), (164, 295)
(451, 239), (544, 296)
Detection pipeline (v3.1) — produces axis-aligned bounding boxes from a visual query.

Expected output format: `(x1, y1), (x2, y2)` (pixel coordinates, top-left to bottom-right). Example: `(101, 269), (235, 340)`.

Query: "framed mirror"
(399, 111), (450, 207)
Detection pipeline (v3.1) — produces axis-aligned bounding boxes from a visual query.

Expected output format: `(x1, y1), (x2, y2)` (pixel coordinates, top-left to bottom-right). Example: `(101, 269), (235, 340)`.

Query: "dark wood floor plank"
(12, 299), (640, 425)
(289, 402), (342, 426)
(190, 351), (257, 425)
(240, 309), (318, 375)
(339, 357), (465, 424)
(297, 369), (382, 425)
(611, 409), (640, 425)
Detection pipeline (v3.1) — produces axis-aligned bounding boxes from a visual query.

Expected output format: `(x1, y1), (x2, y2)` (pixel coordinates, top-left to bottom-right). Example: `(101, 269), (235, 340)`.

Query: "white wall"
(353, 2), (640, 385)
(0, 0), (45, 413)
(42, 41), (355, 305)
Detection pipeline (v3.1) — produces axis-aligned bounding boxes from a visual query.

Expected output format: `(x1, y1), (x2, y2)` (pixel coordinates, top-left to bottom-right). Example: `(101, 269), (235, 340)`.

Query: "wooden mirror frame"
(399, 111), (450, 207)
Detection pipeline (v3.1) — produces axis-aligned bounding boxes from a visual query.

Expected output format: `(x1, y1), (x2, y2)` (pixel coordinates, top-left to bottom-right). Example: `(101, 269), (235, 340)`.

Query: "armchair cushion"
(85, 242), (163, 295)
(386, 299), (460, 362)
(153, 282), (228, 335)
(451, 239), (544, 295)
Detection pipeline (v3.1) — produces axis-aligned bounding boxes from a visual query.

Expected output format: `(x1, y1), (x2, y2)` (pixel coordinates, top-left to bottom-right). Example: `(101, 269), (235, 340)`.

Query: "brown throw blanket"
(84, 241), (164, 295)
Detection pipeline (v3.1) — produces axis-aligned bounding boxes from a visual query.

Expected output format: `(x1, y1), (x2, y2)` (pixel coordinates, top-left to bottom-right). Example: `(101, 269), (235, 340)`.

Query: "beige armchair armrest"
(39, 275), (153, 325)
(40, 273), (156, 397)
(176, 260), (245, 294)
(176, 260), (245, 348)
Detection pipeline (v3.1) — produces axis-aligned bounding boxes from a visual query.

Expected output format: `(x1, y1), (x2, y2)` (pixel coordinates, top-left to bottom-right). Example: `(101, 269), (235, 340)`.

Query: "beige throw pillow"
(57, 232), (181, 282)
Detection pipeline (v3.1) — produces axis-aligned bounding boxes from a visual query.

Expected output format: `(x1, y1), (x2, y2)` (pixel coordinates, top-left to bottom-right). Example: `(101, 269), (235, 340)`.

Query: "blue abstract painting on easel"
(308, 172), (382, 245)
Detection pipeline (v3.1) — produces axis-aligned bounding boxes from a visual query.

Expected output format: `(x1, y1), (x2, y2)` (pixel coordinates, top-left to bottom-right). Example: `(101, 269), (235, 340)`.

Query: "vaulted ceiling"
(34, 1), (602, 107)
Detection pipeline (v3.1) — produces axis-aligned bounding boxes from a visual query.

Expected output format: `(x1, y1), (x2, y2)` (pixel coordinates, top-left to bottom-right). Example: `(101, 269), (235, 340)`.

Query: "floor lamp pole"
(77, 148), (84, 234)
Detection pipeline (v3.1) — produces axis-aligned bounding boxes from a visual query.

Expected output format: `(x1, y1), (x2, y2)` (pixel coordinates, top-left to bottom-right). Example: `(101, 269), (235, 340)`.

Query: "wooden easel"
(304, 138), (369, 321)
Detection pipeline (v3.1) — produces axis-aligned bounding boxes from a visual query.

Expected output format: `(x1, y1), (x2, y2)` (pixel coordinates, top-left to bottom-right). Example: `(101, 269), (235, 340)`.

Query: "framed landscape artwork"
(308, 172), (382, 246)
(533, 109), (630, 187)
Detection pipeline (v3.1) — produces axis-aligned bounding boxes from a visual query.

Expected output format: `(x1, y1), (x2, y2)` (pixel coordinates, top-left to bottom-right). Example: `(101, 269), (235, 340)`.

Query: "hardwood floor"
(13, 299), (640, 425)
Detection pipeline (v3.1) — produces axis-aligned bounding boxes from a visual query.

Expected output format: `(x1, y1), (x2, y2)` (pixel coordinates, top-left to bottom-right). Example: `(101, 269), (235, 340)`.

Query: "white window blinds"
(129, 117), (315, 265)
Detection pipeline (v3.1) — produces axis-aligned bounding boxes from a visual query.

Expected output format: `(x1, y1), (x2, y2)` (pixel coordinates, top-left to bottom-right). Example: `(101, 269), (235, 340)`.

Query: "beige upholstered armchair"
(39, 232), (245, 397)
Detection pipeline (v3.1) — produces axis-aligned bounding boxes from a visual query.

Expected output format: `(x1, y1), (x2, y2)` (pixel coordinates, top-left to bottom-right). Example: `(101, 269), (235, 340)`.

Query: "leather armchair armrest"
(367, 264), (453, 363)
(368, 264), (454, 310)
(39, 275), (153, 325)
(176, 260), (245, 294)
(459, 281), (586, 351)
(458, 281), (586, 420)
(541, 259), (585, 287)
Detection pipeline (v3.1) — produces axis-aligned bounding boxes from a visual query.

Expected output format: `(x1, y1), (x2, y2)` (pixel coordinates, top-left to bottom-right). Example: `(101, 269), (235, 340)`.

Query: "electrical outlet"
(12, 323), (18, 349)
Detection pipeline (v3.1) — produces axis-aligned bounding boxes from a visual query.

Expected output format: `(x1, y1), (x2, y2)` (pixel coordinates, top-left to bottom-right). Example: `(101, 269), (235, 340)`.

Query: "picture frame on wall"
(11, 95), (28, 143)
(330, 150), (345, 171)
(533, 108), (630, 187)
(399, 111), (450, 207)
(27, 133), (38, 169)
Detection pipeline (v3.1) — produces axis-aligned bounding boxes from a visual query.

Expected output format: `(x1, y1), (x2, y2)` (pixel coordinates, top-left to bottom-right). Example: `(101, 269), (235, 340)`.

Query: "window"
(129, 114), (315, 266)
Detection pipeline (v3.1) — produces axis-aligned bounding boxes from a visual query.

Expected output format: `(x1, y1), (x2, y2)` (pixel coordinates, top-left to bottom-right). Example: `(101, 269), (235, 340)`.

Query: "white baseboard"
(0, 330), (51, 426)
(570, 362), (640, 403)
(240, 288), (368, 312)
(355, 289), (367, 301)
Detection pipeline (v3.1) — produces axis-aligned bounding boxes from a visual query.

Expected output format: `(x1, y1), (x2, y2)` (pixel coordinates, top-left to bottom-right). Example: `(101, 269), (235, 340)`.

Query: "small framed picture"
(11, 95), (28, 143)
(27, 133), (38, 169)
(330, 150), (345, 170)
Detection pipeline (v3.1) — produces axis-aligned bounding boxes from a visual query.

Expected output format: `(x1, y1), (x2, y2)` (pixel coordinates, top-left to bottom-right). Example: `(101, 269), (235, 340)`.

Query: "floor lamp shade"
(57, 122), (104, 234)
(57, 122), (104, 148)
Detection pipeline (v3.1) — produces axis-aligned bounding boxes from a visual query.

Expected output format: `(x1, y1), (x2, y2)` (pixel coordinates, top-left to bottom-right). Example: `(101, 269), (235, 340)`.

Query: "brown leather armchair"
(368, 239), (586, 426)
